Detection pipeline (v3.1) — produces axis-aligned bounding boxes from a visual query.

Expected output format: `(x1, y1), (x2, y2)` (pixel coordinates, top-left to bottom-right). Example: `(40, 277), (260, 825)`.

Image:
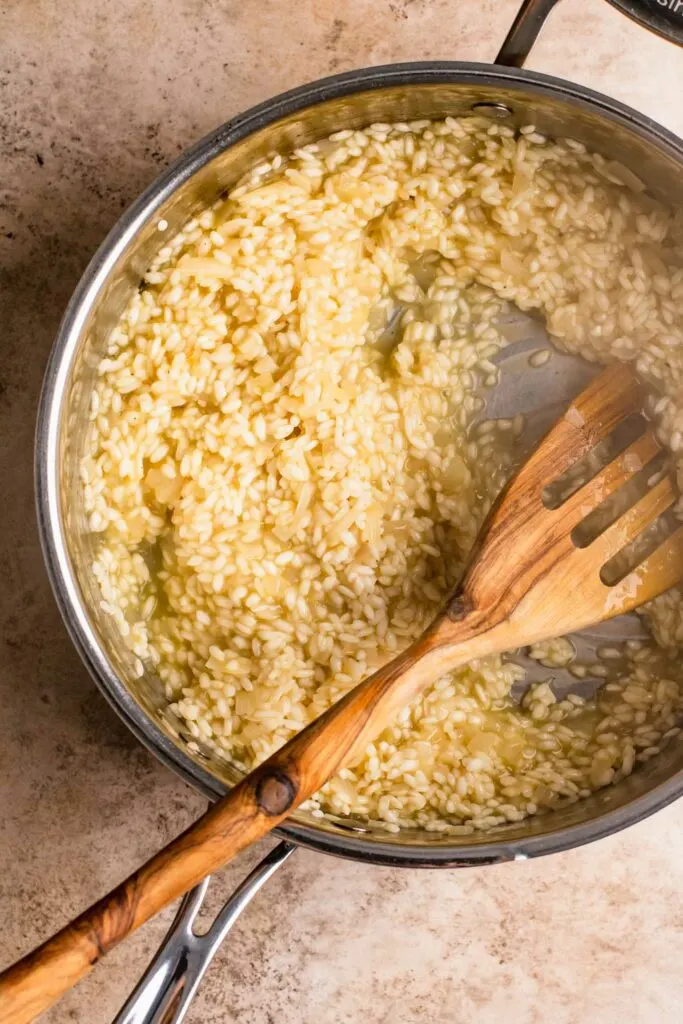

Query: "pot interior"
(45, 66), (683, 864)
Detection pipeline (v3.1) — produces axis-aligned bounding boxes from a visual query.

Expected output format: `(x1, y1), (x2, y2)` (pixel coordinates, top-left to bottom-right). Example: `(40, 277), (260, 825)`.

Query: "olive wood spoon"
(3, 362), (682, 1024)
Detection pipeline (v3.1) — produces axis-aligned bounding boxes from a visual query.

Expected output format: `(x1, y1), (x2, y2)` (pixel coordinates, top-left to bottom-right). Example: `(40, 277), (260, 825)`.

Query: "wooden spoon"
(3, 362), (682, 1024)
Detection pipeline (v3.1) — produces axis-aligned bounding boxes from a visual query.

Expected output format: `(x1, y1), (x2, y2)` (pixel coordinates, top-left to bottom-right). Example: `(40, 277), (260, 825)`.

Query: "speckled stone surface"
(2, 2), (683, 1021)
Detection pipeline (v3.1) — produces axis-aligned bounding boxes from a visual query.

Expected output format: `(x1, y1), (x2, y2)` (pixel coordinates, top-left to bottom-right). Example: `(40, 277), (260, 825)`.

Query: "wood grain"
(0, 611), (488, 1024)
(2, 363), (682, 1024)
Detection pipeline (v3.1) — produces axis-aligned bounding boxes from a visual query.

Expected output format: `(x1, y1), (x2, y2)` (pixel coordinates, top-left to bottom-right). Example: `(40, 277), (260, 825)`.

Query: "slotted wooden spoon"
(3, 362), (683, 1024)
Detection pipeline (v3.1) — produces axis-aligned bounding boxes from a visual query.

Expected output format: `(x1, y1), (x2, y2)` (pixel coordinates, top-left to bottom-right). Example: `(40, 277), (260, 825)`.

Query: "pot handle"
(495, 0), (564, 67)
(496, 0), (683, 67)
(112, 841), (296, 1024)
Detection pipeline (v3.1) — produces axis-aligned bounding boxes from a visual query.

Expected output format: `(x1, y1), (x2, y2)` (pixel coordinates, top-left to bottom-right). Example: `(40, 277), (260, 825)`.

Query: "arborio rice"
(82, 117), (683, 834)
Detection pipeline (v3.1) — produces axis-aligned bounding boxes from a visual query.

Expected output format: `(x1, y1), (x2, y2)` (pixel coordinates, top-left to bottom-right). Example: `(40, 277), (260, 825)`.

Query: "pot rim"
(35, 60), (683, 868)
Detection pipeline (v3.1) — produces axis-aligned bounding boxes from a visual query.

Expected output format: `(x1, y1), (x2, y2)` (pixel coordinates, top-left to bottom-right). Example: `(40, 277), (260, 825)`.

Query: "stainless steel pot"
(34, 0), (683, 1020)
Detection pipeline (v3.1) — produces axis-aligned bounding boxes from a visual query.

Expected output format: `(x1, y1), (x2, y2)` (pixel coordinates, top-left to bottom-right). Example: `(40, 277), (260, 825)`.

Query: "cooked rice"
(81, 116), (683, 833)
(528, 637), (576, 669)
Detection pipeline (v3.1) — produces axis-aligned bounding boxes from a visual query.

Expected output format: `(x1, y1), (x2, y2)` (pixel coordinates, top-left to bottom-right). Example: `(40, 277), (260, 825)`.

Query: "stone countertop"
(1, 1), (682, 1021)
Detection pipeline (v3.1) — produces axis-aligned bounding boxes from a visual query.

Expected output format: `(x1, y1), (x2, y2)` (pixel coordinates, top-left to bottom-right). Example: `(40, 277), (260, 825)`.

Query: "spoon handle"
(0, 606), (498, 1024)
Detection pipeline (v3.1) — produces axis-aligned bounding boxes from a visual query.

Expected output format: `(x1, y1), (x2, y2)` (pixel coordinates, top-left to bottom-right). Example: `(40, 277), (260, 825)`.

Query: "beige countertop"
(1, 1), (682, 1021)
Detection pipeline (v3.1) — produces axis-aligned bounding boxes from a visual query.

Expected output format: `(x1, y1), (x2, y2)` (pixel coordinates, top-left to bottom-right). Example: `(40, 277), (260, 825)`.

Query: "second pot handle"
(496, 0), (683, 68)
(495, 0), (564, 67)
(113, 841), (296, 1024)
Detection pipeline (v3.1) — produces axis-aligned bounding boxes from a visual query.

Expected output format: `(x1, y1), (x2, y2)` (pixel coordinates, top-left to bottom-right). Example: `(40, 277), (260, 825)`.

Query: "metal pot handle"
(496, 0), (683, 68)
(495, 0), (563, 67)
(112, 841), (296, 1024)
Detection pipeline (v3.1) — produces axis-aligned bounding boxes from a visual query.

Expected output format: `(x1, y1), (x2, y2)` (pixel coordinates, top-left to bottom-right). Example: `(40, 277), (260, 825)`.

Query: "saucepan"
(29, 0), (683, 1020)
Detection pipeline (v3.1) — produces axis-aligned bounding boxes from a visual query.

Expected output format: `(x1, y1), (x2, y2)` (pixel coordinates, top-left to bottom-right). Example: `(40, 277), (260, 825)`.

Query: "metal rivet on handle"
(471, 102), (514, 119)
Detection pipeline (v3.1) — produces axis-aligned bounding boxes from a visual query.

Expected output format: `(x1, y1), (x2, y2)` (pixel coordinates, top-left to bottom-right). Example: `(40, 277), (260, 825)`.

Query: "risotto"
(82, 116), (683, 834)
